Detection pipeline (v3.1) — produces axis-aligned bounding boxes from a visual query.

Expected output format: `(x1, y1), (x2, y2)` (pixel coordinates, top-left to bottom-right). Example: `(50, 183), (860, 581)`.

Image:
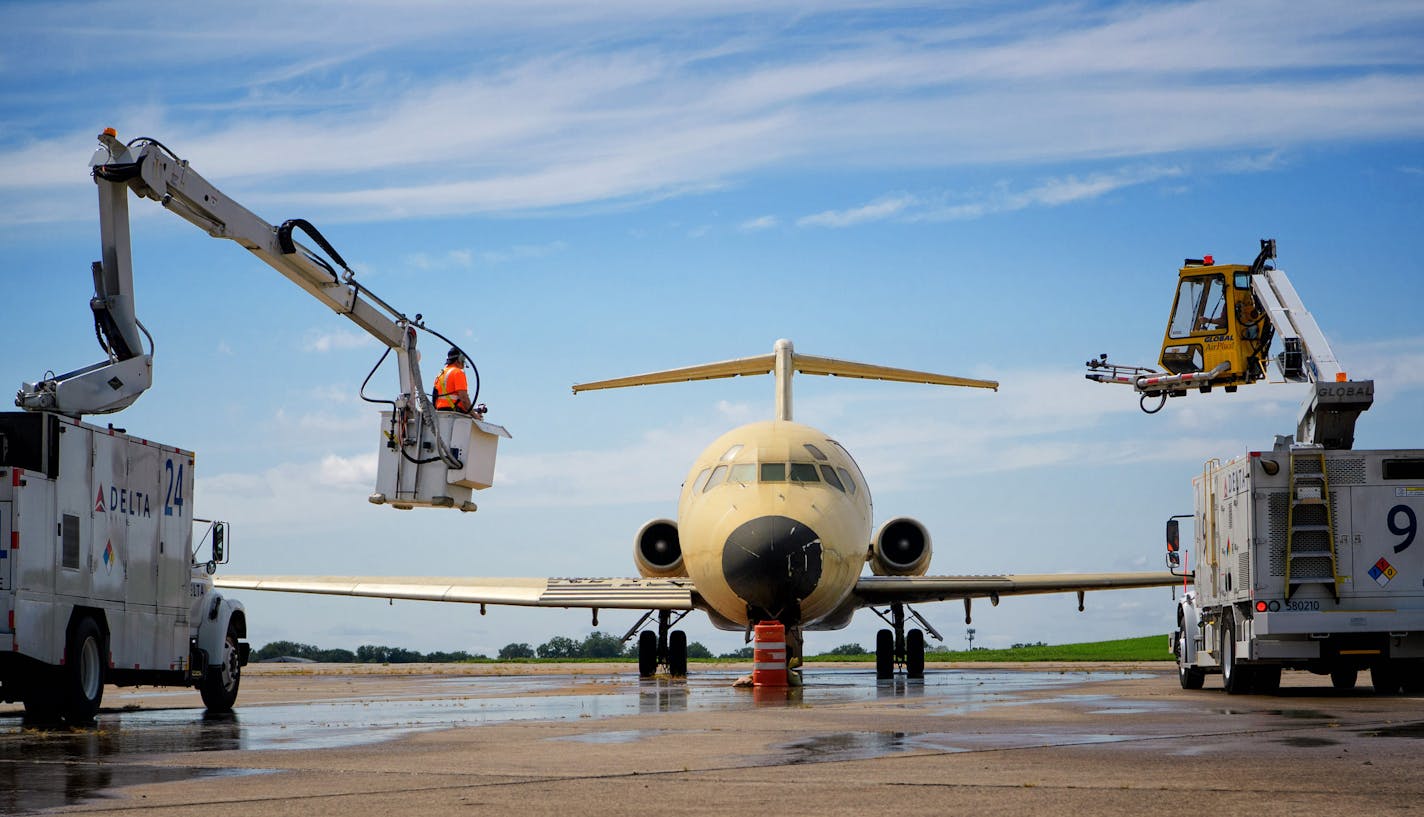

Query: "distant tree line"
(257, 633), (890, 663)
(499, 631), (715, 660)
(253, 640), (484, 664)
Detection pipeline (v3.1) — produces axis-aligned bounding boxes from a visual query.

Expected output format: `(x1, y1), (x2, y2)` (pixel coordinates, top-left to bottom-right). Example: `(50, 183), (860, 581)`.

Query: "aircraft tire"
(905, 629), (925, 679)
(668, 631), (688, 677)
(638, 631), (658, 677)
(875, 629), (894, 680)
(1330, 668), (1357, 690)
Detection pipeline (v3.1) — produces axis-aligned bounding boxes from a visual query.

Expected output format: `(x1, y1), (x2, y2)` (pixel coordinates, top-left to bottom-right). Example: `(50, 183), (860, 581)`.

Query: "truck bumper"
(1253, 610), (1423, 636)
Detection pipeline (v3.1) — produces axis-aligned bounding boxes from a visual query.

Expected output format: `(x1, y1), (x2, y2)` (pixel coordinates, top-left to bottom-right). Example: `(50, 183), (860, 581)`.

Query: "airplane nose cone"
(722, 515), (823, 621)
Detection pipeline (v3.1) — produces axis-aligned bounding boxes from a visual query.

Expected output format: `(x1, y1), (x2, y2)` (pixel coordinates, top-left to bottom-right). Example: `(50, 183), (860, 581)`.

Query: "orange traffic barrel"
(752, 622), (788, 686)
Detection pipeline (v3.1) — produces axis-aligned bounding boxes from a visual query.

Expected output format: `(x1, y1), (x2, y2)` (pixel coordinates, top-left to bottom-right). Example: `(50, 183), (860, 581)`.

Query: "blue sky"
(2, 1), (1422, 655)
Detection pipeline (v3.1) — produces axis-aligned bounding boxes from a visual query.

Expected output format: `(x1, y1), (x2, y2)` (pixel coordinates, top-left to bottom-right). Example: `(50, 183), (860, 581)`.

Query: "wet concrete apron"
(3, 666), (1423, 815)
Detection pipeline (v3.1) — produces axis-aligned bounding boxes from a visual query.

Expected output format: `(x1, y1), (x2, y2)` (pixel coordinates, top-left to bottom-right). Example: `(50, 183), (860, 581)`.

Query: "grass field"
(806, 635), (1173, 663)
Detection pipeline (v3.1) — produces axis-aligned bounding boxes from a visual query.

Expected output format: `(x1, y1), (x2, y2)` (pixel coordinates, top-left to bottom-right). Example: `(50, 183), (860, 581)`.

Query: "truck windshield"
(1168, 274), (1227, 338)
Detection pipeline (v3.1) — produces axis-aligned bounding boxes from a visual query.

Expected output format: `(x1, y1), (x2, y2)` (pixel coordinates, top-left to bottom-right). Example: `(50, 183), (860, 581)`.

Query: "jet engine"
(869, 517), (932, 576)
(634, 518), (686, 578)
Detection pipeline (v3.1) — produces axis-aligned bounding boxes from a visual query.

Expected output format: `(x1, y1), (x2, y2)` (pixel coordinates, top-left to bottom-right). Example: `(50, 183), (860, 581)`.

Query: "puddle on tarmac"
(1275, 736), (1341, 747)
(0, 668), (1147, 813)
(1356, 721), (1424, 739)
(770, 728), (1137, 764)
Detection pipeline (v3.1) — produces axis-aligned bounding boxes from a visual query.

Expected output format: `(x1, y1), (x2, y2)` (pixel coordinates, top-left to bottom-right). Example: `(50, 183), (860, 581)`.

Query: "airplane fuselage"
(677, 420), (871, 630)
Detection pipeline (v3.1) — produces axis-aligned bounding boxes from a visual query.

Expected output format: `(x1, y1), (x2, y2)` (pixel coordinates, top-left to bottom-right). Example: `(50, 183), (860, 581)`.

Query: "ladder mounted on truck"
(1284, 444), (1341, 601)
(1085, 239), (1373, 449)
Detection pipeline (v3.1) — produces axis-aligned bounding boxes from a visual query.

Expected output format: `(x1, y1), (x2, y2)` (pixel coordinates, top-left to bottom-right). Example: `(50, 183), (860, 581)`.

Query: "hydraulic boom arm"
(19, 130), (419, 413)
(17, 129), (508, 510)
(1085, 239), (1372, 449)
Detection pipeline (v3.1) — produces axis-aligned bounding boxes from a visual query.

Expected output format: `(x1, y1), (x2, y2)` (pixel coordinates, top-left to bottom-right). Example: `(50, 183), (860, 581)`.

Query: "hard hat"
(446, 347), (462, 364)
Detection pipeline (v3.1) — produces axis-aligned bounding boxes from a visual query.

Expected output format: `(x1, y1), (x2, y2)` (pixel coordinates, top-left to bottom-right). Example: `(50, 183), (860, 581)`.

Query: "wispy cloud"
(798, 195), (916, 228)
(738, 215), (778, 232)
(795, 165), (1183, 227)
(3, 2), (1421, 224)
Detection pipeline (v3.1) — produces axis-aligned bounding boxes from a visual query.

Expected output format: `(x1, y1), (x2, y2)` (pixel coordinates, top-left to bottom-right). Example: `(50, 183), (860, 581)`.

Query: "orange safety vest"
(433, 364), (468, 410)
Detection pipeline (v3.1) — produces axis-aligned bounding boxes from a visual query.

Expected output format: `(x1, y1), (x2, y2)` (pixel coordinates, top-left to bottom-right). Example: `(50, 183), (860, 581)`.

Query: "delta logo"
(93, 484), (153, 518)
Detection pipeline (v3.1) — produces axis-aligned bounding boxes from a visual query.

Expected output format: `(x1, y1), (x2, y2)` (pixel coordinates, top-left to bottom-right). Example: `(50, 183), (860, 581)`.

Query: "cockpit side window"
(704, 464), (728, 492)
(821, 465), (845, 492)
(729, 463), (756, 484)
(828, 439), (867, 494)
(788, 462), (819, 482)
(720, 444), (743, 461)
(803, 443), (827, 461)
(836, 466), (857, 495)
(760, 463), (787, 482)
(691, 468), (712, 494)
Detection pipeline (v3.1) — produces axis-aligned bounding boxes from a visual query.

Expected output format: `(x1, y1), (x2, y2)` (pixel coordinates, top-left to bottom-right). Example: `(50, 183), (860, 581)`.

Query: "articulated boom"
(1085, 239), (1372, 449)
(16, 129), (508, 510)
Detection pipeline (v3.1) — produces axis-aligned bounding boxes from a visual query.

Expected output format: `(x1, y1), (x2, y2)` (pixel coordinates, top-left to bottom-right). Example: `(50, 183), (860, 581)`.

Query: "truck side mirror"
(212, 522), (225, 563)
(1166, 519), (1179, 553)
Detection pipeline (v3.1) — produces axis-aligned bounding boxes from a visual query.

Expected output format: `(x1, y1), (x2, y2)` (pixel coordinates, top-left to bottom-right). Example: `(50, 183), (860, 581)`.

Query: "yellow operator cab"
(1158, 255), (1273, 390)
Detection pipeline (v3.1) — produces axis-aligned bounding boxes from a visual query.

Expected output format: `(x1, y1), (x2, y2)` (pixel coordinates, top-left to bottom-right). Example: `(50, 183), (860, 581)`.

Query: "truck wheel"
(1176, 612), (1204, 689)
(200, 620), (242, 713)
(1220, 617), (1254, 695)
(1252, 665), (1281, 694)
(1178, 662), (1205, 690)
(1330, 668), (1357, 690)
(21, 677), (62, 723)
(1402, 666), (1424, 695)
(62, 616), (106, 723)
(1370, 664), (1404, 696)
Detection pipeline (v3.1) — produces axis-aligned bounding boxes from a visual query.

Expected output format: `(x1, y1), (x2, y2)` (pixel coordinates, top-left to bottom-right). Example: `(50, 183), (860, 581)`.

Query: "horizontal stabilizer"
(573, 354), (776, 393)
(794, 354), (997, 391)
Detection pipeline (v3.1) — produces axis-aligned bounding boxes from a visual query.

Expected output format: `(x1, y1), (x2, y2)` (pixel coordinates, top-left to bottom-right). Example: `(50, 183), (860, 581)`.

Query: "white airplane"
(218, 340), (1178, 679)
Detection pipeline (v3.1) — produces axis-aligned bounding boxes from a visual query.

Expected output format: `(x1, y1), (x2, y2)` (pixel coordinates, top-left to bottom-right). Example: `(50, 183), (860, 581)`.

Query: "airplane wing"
(213, 575), (697, 610)
(851, 572), (1185, 607)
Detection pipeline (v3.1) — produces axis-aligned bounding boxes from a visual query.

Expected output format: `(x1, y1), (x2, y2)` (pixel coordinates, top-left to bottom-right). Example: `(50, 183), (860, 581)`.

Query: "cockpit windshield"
(697, 460), (845, 493)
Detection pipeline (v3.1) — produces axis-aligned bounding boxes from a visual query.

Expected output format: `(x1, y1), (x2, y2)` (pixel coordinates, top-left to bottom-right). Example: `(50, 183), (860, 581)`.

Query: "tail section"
(573, 339), (997, 421)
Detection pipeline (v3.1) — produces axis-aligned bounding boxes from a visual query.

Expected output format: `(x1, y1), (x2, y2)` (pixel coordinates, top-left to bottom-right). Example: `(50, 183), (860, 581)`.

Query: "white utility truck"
(1089, 240), (1424, 694)
(0, 412), (241, 721)
(1, 129), (508, 722)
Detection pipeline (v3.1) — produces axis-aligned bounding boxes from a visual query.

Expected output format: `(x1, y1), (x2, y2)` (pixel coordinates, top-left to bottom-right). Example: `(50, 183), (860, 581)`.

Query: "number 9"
(1389, 505), (1417, 554)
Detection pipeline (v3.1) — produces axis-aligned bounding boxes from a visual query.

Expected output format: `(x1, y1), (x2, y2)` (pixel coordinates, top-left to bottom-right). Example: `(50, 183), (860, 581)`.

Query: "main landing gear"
(627, 609), (690, 677)
(873, 602), (939, 680)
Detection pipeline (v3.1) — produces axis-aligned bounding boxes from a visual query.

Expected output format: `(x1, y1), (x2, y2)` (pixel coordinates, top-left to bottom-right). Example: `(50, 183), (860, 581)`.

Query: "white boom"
(16, 130), (508, 511)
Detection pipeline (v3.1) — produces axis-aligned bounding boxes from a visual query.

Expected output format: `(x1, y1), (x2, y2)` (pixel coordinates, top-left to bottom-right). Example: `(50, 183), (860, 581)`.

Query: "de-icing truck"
(1089, 239), (1424, 694)
(1, 129), (509, 722)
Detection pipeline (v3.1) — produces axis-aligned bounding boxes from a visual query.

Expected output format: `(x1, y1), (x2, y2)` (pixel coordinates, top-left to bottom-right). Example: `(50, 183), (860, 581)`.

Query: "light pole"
(966, 627), (976, 650)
